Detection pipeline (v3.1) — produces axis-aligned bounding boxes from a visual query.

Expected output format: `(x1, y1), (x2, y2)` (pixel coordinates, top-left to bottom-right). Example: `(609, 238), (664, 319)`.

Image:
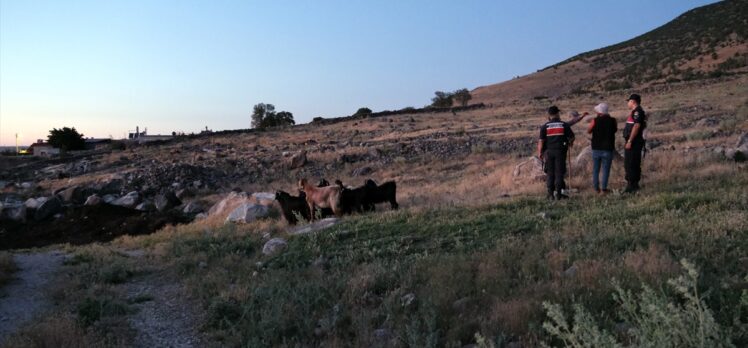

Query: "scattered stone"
(289, 217), (340, 235)
(84, 194), (102, 206)
(25, 197), (49, 210)
(251, 192), (276, 205)
(195, 213), (208, 221)
(34, 196), (63, 220)
(111, 191), (140, 208)
(102, 194), (117, 204)
(59, 186), (95, 204)
(136, 201), (156, 212)
(262, 238), (288, 256)
(182, 201), (204, 215)
(401, 293), (416, 307)
(513, 156), (545, 181)
(208, 191), (250, 216)
(154, 192), (181, 212)
(225, 203), (272, 224)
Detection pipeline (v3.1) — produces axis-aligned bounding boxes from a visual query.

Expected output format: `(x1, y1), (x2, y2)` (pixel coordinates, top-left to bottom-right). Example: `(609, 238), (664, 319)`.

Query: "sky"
(0, 0), (718, 146)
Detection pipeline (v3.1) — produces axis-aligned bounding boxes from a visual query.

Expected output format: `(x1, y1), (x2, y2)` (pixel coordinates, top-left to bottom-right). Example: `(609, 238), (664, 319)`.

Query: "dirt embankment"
(0, 205), (189, 250)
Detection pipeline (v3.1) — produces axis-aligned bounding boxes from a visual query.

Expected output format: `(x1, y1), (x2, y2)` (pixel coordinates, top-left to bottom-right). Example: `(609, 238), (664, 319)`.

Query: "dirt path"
(122, 252), (206, 348)
(0, 250), (65, 342)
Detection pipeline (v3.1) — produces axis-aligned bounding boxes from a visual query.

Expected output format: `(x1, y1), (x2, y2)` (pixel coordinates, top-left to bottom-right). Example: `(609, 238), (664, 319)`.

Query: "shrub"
(543, 259), (734, 348)
(77, 297), (130, 326)
(98, 261), (134, 284)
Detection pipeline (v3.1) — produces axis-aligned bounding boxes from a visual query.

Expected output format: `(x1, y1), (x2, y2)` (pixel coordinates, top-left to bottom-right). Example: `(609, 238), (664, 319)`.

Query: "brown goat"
(298, 178), (343, 220)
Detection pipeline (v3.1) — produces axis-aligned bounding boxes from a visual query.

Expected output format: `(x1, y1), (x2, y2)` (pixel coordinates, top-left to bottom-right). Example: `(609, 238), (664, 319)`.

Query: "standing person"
(587, 103), (617, 193)
(538, 106), (575, 200)
(623, 94), (646, 193)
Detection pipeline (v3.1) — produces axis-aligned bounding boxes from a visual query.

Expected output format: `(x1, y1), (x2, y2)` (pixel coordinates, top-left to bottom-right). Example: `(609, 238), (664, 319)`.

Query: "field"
(2, 75), (747, 347)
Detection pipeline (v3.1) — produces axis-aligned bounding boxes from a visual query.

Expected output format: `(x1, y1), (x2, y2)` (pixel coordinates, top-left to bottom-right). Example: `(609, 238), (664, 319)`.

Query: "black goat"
(335, 180), (374, 214)
(364, 179), (399, 210)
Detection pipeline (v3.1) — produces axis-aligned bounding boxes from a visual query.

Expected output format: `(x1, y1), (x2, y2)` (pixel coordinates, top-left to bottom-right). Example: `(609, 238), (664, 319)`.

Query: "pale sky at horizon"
(0, 0), (718, 146)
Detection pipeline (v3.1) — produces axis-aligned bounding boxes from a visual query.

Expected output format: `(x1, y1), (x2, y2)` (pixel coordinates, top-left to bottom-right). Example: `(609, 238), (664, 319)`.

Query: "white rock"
(289, 217), (340, 235)
(24, 197), (49, 209)
(262, 238), (288, 256)
(208, 191), (249, 216)
(111, 191), (140, 208)
(225, 203), (271, 224)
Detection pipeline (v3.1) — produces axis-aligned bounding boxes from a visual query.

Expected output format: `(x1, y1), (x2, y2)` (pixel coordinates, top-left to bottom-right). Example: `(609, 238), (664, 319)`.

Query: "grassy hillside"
(17, 155), (746, 347)
(472, 0), (748, 104)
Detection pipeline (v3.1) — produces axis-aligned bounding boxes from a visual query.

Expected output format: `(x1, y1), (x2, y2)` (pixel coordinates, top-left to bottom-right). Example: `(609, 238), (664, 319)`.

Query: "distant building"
(28, 140), (60, 157)
(84, 138), (112, 150)
(127, 126), (173, 144)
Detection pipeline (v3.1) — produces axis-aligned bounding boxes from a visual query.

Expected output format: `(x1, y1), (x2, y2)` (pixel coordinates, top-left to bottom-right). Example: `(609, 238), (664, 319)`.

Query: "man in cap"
(623, 94), (646, 193)
(538, 105), (575, 200)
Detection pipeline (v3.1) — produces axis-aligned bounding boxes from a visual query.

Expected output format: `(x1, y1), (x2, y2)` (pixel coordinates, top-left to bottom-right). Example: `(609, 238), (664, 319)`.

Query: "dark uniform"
(623, 105), (646, 190)
(540, 118), (575, 198)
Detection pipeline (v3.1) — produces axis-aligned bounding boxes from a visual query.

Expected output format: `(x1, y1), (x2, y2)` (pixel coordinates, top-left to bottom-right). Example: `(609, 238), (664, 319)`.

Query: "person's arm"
(538, 126), (546, 159)
(537, 140), (545, 159)
(626, 123), (641, 150)
(566, 124), (575, 148)
(587, 117), (596, 134)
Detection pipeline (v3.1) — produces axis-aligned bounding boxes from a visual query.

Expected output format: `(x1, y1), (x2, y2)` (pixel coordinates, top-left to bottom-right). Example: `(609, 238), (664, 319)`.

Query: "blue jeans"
(592, 150), (614, 190)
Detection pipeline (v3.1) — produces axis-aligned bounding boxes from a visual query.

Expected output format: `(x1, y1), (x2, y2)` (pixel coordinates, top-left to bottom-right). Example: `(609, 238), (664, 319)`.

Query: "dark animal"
(275, 190), (333, 224)
(364, 179), (399, 210)
(335, 180), (374, 214)
(317, 179), (330, 187)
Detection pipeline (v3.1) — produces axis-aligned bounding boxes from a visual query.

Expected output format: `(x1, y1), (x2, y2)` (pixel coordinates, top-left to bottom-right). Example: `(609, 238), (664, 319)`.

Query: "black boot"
(556, 191), (569, 200)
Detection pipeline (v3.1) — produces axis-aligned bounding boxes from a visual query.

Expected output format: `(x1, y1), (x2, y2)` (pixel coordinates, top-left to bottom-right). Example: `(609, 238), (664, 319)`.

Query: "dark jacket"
(591, 114), (617, 151)
(540, 118), (575, 152)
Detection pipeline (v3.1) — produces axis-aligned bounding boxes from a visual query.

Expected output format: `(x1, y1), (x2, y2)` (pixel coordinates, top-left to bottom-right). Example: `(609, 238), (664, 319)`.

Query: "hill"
(472, 0), (748, 104)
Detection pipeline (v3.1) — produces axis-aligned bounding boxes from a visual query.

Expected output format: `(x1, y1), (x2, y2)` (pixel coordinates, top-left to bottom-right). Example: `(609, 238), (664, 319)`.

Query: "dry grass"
(1, 314), (114, 348)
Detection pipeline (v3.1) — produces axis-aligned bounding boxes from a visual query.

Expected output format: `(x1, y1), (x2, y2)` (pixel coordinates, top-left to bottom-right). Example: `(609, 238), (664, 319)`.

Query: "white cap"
(594, 103), (609, 114)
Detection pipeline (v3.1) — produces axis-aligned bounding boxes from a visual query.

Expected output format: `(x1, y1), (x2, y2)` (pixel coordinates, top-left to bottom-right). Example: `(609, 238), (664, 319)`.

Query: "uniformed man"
(623, 94), (646, 193)
(538, 106), (575, 200)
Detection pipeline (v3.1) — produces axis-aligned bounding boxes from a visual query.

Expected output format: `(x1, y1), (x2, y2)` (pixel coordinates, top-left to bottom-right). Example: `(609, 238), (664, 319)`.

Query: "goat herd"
(274, 178), (399, 225)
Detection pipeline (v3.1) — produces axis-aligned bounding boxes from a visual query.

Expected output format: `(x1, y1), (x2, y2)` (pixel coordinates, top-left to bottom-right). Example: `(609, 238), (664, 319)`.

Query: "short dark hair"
(547, 105), (560, 115)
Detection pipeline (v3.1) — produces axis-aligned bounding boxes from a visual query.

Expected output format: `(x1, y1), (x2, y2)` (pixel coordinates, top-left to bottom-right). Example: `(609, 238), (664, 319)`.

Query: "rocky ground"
(2, 75), (748, 251)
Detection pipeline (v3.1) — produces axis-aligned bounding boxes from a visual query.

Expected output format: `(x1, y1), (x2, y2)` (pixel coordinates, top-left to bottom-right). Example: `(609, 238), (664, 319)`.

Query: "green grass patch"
(155, 168), (748, 346)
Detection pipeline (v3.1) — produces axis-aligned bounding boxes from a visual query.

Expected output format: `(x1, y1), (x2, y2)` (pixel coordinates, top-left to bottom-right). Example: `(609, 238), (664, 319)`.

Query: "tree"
(431, 91), (453, 108)
(354, 107), (372, 116)
(452, 88), (472, 107)
(252, 103), (276, 129)
(47, 127), (85, 151)
(251, 103), (295, 129)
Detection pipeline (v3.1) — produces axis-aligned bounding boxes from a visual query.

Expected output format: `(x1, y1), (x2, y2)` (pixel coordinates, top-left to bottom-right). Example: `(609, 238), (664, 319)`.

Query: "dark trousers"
(624, 141), (644, 188)
(544, 149), (567, 195)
